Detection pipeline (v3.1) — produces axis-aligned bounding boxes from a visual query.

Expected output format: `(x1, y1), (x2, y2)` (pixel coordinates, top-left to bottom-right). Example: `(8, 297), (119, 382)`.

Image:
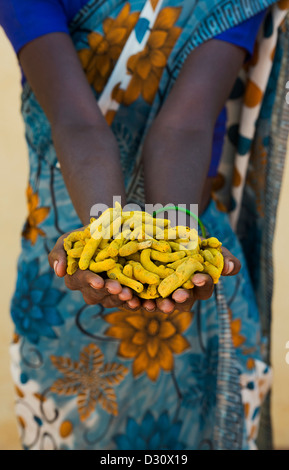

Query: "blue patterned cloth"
(8, 0), (281, 450)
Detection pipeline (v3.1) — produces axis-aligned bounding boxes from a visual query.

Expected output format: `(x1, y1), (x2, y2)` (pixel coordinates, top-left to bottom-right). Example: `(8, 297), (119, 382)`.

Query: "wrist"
(52, 122), (120, 160)
(143, 123), (213, 209)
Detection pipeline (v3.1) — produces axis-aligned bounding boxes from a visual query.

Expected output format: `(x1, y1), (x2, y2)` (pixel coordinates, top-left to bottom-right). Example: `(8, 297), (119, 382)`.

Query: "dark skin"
(19, 32), (243, 314)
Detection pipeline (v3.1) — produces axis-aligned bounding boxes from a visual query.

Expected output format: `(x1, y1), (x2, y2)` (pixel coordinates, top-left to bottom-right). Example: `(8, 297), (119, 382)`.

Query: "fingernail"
(227, 261), (234, 274)
(54, 261), (58, 276)
(89, 281), (102, 289)
(193, 274), (206, 286)
(193, 276), (206, 286)
(128, 301), (137, 309)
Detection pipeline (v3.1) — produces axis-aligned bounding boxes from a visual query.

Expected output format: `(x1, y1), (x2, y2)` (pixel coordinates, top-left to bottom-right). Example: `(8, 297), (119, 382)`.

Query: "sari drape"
(9, 0), (289, 450)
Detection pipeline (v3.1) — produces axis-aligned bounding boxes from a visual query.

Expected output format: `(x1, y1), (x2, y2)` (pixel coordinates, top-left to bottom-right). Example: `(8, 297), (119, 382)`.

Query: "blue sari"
(10, 0), (289, 450)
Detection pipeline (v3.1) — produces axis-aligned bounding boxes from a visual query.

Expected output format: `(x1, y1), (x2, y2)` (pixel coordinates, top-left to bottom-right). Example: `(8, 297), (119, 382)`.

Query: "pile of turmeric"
(63, 203), (224, 299)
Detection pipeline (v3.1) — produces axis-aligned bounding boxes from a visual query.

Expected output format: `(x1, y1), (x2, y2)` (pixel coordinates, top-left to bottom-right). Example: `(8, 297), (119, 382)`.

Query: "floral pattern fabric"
(9, 0), (289, 450)
(10, 198), (270, 450)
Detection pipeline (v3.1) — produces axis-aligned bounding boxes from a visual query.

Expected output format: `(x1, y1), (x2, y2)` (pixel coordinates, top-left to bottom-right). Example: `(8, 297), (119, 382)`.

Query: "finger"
(125, 296), (141, 310)
(82, 292), (122, 307)
(171, 293), (195, 312)
(156, 298), (175, 314)
(118, 287), (133, 302)
(81, 289), (105, 305)
(48, 235), (67, 278)
(142, 300), (156, 312)
(81, 283), (124, 306)
(192, 273), (209, 287)
(65, 270), (104, 291)
(172, 289), (190, 303)
(100, 294), (125, 309)
(221, 246), (241, 276)
(192, 274), (214, 300)
(104, 279), (123, 295)
(48, 226), (89, 278)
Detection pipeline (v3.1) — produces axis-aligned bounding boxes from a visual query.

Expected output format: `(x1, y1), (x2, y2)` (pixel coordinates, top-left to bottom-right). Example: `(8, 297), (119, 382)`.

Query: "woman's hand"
(48, 231), (141, 310)
(141, 246), (241, 314)
(49, 229), (240, 314)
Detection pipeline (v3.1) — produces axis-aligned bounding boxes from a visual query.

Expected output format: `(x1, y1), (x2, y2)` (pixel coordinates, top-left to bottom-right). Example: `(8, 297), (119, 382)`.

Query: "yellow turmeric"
(201, 237), (222, 250)
(63, 203), (225, 297)
(79, 238), (101, 270)
(150, 250), (186, 264)
(129, 260), (160, 285)
(118, 240), (152, 257)
(202, 248), (224, 269)
(158, 257), (204, 298)
(107, 264), (144, 293)
(94, 242), (113, 262)
(138, 284), (160, 299)
(182, 279), (194, 289)
(64, 231), (85, 251)
(99, 238), (110, 250)
(123, 263), (134, 279)
(140, 249), (174, 279)
(151, 239), (172, 253)
(89, 258), (116, 273)
(168, 241), (185, 252)
(67, 255), (78, 275)
(67, 244), (84, 259)
(106, 237), (126, 258)
(125, 252), (141, 262)
(202, 262), (221, 284)
(167, 258), (188, 270)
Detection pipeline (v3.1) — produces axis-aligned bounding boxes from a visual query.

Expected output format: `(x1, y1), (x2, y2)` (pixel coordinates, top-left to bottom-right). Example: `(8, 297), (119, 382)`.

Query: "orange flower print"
(50, 344), (128, 421)
(22, 184), (50, 245)
(246, 137), (267, 217)
(116, 6), (182, 106)
(78, 3), (139, 94)
(104, 307), (192, 382)
(229, 308), (246, 348)
(211, 172), (228, 213)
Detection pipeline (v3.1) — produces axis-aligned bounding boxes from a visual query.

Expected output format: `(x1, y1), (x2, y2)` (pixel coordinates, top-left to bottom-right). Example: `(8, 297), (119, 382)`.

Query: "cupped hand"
(141, 245), (241, 314)
(48, 233), (241, 314)
(48, 231), (141, 310)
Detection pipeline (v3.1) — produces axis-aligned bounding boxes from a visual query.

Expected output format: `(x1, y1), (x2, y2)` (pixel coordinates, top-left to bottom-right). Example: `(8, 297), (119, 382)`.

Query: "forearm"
(143, 39), (246, 222)
(18, 33), (127, 225)
(143, 123), (213, 220)
(52, 123), (127, 225)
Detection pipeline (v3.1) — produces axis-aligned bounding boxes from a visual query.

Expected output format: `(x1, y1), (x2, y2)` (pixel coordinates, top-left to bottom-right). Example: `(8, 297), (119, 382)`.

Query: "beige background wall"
(0, 29), (288, 450)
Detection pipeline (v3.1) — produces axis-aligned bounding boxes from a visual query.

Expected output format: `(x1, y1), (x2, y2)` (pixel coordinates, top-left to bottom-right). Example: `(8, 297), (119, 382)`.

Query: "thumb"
(221, 246), (241, 276)
(48, 235), (67, 277)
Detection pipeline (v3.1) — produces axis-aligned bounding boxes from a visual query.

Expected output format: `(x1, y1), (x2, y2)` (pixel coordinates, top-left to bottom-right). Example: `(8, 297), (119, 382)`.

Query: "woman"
(1, 0), (288, 450)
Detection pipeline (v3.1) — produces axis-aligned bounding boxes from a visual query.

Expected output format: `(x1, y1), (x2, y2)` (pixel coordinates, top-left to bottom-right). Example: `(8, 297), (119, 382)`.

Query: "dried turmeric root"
(118, 240), (152, 257)
(138, 284), (160, 299)
(200, 247), (224, 284)
(140, 249), (174, 279)
(63, 203), (226, 299)
(158, 257), (204, 298)
(128, 260), (160, 285)
(67, 255), (78, 275)
(107, 264), (144, 294)
(89, 258), (116, 273)
(79, 238), (101, 270)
